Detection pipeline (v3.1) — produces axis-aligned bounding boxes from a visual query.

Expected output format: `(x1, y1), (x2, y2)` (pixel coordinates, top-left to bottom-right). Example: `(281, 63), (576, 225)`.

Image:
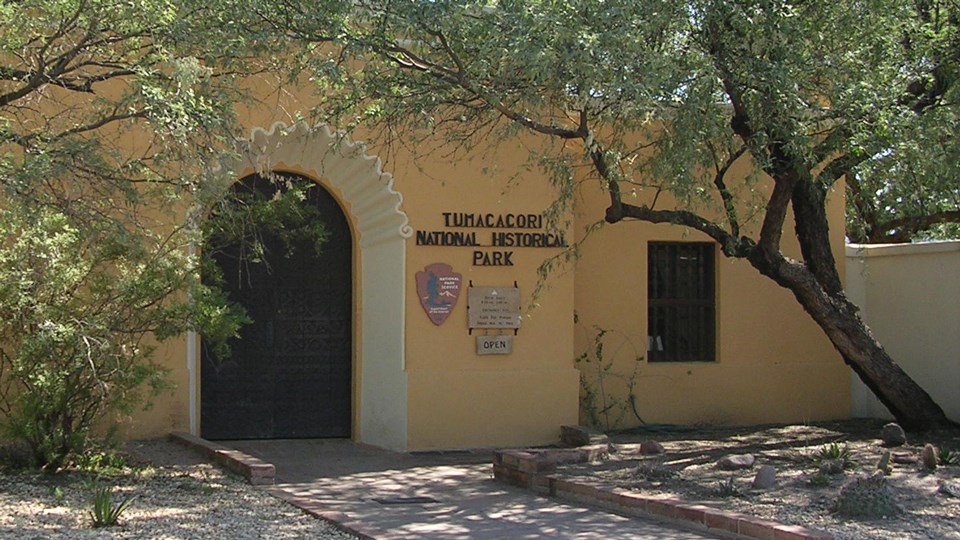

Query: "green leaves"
(90, 484), (137, 528)
(0, 203), (183, 469)
(0, 0), (264, 469)
(271, 0), (959, 243)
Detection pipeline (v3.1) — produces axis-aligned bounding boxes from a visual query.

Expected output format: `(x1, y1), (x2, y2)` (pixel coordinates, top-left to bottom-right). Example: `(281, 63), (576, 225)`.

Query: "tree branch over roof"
(379, 33), (587, 140)
(867, 210), (960, 243)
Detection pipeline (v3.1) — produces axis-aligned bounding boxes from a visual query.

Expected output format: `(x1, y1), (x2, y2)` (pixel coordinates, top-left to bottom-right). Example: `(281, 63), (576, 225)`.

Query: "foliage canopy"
(0, 0), (277, 468)
(255, 0), (959, 428)
(254, 0), (960, 243)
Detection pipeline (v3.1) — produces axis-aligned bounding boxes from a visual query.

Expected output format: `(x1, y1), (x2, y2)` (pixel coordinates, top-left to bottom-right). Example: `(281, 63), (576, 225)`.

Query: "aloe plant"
(90, 485), (137, 528)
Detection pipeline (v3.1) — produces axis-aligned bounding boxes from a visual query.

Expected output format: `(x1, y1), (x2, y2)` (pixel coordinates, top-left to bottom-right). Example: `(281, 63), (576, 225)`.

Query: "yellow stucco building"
(125, 105), (850, 451)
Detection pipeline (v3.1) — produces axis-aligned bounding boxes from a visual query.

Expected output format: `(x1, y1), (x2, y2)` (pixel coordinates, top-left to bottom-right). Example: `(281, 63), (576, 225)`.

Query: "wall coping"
(846, 240), (960, 258)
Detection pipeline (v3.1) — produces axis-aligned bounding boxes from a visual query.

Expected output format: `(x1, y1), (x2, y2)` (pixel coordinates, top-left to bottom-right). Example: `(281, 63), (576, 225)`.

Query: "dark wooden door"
(201, 174), (352, 439)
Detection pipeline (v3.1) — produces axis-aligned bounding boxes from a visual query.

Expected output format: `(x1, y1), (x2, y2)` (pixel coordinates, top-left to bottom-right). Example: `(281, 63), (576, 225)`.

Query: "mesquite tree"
(259, 0), (958, 429)
(0, 0), (261, 468)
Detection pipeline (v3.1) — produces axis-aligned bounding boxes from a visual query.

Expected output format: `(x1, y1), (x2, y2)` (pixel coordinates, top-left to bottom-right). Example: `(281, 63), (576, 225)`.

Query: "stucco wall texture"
(117, 86), (851, 449)
(846, 241), (960, 423)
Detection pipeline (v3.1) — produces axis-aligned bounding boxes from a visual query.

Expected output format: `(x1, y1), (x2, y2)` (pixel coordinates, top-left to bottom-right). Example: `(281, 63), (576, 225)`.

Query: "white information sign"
(467, 286), (521, 329)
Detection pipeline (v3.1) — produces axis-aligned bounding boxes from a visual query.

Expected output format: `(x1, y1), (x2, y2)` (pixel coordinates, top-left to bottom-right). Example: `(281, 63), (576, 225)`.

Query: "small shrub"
(812, 442), (851, 468)
(0, 203), (245, 472)
(938, 448), (960, 466)
(835, 473), (901, 518)
(0, 442), (34, 471)
(575, 323), (646, 431)
(635, 460), (676, 480)
(714, 476), (742, 498)
(807, 473), (832, 487)
(76, 451), (127, 475)
(819, 458), (846, 476)
(90, 485), (137, 528)
(48, 485), (65, 503)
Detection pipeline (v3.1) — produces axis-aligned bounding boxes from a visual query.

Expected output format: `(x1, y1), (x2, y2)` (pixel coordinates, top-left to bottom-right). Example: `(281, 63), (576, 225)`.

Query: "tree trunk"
(747, 247), (955, 431)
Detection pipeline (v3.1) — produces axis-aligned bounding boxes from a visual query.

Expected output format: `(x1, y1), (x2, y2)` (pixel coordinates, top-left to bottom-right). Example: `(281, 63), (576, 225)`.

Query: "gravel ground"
(0, 440), (358, 539)
(559, 421), (960, 540)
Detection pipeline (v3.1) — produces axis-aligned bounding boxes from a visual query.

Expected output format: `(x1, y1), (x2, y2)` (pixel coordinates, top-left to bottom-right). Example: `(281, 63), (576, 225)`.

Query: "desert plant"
(714, 476), (742, 498)
(812, 442), (851, 467)
(877, 449), (893, 475)
(575, 323), (645, 431)
(0, 205), (248, 471)
(90, 485), (137, 528)
(938, 447), (960, 466)
(819, 458), (847, 476)
(921, 444), (939, 471)
(635, 460), (677, 480)
(76, 451), (128, 475)
(807, 473), (832, 487)
(939, 481), (960, 497)
(835, 473), (901, 518)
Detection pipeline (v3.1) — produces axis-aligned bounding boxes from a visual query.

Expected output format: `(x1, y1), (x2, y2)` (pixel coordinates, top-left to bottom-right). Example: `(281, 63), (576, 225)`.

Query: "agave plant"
(90, 485), (137, 528)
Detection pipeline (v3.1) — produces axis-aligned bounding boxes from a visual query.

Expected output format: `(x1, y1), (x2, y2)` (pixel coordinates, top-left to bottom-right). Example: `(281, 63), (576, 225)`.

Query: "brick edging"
(168, 432), (392, 539)
(493, 447), (833, 540)
(264, 486), (394, 540)
(169, 431), (275, 485)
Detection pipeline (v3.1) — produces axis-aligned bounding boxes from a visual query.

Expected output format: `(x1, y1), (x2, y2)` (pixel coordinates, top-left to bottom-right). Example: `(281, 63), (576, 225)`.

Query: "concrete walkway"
(223, 439), (719, 540)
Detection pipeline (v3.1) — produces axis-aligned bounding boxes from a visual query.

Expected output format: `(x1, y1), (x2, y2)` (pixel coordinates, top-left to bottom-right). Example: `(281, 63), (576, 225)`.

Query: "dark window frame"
(647, 242), (716, 363)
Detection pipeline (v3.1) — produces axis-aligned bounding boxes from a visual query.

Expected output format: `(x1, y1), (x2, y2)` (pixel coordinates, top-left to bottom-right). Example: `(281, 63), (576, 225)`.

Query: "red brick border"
(263, 486), (394, 540)
(168, 432), (394, 540)
(493, 446), (834, 540)
(170, 431), (834, 539)
(169, 431), (275, 485)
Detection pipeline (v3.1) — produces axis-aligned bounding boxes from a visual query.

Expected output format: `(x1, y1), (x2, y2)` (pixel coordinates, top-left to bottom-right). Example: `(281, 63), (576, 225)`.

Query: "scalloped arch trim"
(240, 121), (412, 248)
(231, 121), (409, 450)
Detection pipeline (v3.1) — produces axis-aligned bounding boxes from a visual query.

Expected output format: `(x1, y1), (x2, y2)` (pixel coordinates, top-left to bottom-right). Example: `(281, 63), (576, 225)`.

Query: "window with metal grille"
(647, 242), (716, 362)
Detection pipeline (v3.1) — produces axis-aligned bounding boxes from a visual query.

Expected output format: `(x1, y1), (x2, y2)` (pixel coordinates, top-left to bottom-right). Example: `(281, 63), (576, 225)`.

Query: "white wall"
(845, 241), (960, 422)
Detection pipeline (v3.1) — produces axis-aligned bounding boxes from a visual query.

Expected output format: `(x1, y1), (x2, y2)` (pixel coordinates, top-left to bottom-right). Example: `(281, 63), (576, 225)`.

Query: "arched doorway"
(201, 172), (353, 439)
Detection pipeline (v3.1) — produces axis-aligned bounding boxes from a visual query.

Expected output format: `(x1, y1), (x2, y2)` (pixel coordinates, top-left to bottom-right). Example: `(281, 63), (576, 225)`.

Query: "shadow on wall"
(845, 241), (960, 422)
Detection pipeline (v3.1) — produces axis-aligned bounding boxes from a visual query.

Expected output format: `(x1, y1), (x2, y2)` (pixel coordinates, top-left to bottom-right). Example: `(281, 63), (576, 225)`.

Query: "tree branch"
(606, 202), (754, 257)
(430, 29), (466, 77)
(870, 209), (960, 242)
(791, 179), (844, 294)
(57, 110), (149, 139)
(0, 68), (46, 107)
(0, 21), (151, 106)
(756, 175), (797, 254)
(709, 143), (747, 238)
(819, 152), (869, 190)
(381, 40), (586, 139)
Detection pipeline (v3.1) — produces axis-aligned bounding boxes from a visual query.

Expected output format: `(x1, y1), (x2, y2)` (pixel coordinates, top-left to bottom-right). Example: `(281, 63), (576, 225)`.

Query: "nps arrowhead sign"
(415, 263), (463, 326)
